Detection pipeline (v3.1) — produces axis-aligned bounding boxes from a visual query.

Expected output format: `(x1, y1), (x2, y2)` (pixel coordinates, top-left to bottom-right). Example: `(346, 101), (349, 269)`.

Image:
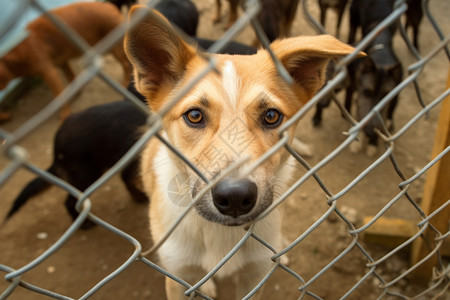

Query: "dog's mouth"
(192, 178), (274, 226)
(194, 202), (272, 226)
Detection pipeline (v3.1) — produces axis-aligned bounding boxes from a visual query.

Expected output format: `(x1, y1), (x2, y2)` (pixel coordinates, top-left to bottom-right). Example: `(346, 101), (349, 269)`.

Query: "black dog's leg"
(348, 0), (360, 44)
(121, 161), (148, 203)
(64, 194), (96, 229)
(344, 84), (354, 115)
(312, 96), (332, 127)
(386, 95), (399, 131)
(335, 3), (347, 38)
(64, 165), (102, 229)
(319, 4), (327, 27)
(413, 24), (420, 50)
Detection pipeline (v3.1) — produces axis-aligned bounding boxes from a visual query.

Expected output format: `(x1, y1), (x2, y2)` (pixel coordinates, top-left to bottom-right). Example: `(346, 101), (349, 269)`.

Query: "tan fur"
(125, 6), (364, 299)
(0, 2), (131, 121)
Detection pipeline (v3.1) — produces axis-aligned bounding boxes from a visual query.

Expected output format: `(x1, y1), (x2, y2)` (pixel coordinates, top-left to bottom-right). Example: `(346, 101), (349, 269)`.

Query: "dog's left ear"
(271, 35), (365, 100)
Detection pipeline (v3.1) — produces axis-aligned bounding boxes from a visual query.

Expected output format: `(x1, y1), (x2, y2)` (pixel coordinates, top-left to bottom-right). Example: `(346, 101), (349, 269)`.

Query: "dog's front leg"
(60, 63), (84, 101)
(41, 66), (70, 121)
(166, 276), (189, 300)
(165, 266), (217, 300)
(234, 262), (268, 299)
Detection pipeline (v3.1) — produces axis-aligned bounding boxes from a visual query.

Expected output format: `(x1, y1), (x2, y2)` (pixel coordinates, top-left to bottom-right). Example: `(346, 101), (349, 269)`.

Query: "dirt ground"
(0, 0), (449, 299)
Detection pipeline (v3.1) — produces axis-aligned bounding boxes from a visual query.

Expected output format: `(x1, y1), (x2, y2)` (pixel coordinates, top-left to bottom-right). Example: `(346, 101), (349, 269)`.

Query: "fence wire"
(0, 0), (449, 299)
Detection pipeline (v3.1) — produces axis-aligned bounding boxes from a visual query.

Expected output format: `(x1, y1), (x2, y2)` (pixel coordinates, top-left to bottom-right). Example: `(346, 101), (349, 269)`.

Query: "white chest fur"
(144, 145), (283, 278)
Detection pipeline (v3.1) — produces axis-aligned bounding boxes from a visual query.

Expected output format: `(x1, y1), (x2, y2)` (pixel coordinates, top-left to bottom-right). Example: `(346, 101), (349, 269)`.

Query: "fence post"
(410, 66), (450, 282)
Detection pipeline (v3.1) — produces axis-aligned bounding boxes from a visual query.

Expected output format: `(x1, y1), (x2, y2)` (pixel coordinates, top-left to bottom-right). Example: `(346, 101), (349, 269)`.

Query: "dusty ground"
(0, 0), (449, 299)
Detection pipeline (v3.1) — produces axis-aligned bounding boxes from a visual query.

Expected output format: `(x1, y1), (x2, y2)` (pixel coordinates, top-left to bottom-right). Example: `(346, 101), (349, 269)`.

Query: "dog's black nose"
(212, 179), (257, 218)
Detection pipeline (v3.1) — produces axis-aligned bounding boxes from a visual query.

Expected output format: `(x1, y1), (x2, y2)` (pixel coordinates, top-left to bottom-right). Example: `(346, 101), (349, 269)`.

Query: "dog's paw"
(366, 145), (378, 157)
(292, 138), (314, 157)
(278, 236), (290, 266)
(349, 140), (363, 154)
(200, 279), (217, 298)
(280, 254), (290, 266)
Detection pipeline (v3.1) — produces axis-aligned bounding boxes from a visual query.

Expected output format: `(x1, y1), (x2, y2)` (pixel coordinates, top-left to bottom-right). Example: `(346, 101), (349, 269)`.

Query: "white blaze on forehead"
(221, 60), (240, 108)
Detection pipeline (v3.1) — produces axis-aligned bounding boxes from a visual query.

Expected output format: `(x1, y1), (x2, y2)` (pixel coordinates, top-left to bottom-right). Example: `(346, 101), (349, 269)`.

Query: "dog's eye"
(262, 109), (283, 128)
(183, 109), (205, 127)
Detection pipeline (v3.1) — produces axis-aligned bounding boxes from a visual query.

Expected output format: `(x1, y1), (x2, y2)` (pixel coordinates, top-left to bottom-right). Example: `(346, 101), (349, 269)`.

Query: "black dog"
(313, 0), (402, 156)
(155, 0), (199, 36)
(5, 84), (148, 228)
(405, 0), (423, 50)
(347, 0), (402, 156)
(348, 0), (396, 45)
(213, 0), (300, 46)
(346, 52), (402, 157)
(109, 0), (199, 36)
(256, 0), (300, 44)
(5, 40), (257, 227)
(195, 38), (257, 55)
(317, 0), (349, 38)
(107, 0), (137, 10)
(311, 60), (349, 127)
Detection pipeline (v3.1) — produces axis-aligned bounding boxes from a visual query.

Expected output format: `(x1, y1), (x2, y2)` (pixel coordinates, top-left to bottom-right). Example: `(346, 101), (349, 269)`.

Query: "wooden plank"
(410, 66), (450, 282)
(362, 217), (417, 249)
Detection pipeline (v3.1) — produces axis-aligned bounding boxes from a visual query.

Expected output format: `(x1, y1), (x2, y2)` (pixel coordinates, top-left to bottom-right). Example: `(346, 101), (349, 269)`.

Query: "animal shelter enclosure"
(0, 0), (449, 299)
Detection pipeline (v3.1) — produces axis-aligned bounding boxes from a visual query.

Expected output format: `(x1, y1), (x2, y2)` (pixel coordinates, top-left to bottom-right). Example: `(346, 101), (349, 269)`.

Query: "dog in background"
(154, 0), (258, 55)
(347, 0), (402, 156)
(317, 0), (349, 38)
(4, 0), (257, 228)
(348, 0), (396, 44)
(405, 0), (423, 50)
(213, 0), (240, 28)
(5, 83), (148, 229)
(0, 2), (131, 121)
(107, 0), (138, 11)
(155, 0), (199, 37)
(125, 6), (362, 298)
(213, 0), (300, 45)
(346, 39), (403, 156)
(311, 59), (350, 127)
(256, 0), (300, 45)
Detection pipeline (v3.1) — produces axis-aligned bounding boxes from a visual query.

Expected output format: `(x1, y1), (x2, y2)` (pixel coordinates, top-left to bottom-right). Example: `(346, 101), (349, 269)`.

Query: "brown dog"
(125, 7), (363, 299)
(0, 2), (131, 121)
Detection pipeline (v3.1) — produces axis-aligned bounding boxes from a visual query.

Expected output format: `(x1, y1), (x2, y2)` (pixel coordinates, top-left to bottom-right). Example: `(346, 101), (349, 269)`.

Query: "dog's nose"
(212, 179), (257, 218)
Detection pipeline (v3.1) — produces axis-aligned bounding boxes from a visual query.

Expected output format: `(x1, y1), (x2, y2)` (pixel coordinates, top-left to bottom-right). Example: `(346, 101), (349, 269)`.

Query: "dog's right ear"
(124, 6), (196, 109)
(270, 35), (365, 102)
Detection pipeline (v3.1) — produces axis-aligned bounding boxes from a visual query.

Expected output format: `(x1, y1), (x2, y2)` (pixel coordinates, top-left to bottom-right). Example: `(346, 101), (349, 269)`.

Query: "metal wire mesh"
(0, 0), (449, 299)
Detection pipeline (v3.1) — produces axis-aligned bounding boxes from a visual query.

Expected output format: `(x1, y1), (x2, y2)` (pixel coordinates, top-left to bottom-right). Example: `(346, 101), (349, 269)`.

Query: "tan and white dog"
(124, 6), (363, 299)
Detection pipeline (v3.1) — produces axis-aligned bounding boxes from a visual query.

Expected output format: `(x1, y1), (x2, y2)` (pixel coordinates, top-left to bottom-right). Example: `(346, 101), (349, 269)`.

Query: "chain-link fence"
(0, 0), (449, 299)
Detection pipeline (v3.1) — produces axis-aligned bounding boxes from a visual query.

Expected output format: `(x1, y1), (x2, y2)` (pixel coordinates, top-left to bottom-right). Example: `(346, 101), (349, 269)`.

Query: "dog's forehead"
(215, 53), (268, 76)
(191, 54), (278, 107)
(220, 59), (240, 108)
